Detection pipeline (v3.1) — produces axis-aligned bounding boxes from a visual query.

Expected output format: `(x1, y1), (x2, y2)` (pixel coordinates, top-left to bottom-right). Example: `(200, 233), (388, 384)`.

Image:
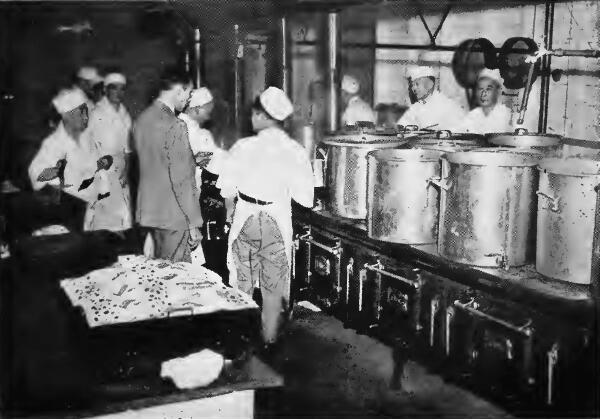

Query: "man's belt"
(238, 192), (272, 206)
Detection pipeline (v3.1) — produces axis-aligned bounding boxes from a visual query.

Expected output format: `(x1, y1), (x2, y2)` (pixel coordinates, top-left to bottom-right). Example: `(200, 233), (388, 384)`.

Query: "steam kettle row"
(314, 126), (600, 285)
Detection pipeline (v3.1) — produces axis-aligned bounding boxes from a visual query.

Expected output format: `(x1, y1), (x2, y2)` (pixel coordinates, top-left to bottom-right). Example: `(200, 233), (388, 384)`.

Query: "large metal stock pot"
(366, 149), (443, 244)
(535, 158), (600, 284)
(436, 150), (542, 268)
(320, 132), (408, 219)
(486, 128), (562, 154)
(560, 137), (600, 159)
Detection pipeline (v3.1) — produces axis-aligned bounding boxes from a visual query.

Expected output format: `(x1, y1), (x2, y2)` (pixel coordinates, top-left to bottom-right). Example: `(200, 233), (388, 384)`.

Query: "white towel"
(161, 349), (224, 389)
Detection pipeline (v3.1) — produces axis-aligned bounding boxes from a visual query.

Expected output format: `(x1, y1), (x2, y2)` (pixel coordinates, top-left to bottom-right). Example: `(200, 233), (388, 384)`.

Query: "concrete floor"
(257, 306), (514, 419)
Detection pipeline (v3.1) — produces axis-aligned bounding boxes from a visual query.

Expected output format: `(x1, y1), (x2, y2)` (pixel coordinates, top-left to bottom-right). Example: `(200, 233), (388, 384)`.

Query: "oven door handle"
(453, 298), (533, 336)
(299, 234), (342, 256)
(363, 261), (420, 289)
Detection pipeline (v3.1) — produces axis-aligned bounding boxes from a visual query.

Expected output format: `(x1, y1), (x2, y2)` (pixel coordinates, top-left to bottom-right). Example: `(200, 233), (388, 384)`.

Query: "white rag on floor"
(31, 224), (70, 236)
(160, 349), (225, 389)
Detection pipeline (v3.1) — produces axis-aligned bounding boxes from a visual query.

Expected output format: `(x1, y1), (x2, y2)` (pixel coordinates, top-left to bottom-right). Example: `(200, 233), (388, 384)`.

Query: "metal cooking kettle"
(316, 128), (409, 219)
(486, 128), (562, 153)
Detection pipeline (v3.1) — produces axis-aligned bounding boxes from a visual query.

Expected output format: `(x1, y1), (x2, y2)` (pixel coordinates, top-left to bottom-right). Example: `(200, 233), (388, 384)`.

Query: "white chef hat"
(341, 74), (360, 94)
(52, 88), (88, 114)
(477, 68), (503, 85)
(259, 86), (293, 121)
(104, 73), (126, 86)
(407, 66), (436, 80)
(188, 87), (213, 108)
(77, 66), (103, 85)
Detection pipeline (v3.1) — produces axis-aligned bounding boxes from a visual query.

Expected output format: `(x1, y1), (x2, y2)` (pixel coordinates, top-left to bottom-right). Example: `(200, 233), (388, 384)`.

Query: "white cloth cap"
(477, 68), (503, 85)
(77, 66), (102, 85)
(259, 87), (293, 121)
(341, 75), (360, 94)
(104, 73), (126, 86)
(188, 87), (213, 108)
(52, 88), (88, 114)
(407, 66), (436, 80)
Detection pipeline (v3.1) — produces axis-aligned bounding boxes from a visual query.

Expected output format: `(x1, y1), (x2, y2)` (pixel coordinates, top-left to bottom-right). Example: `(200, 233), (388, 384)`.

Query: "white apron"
(83, 98), (133, 232)
(226, 197), (293, 292)
(83, 153), (132, 231)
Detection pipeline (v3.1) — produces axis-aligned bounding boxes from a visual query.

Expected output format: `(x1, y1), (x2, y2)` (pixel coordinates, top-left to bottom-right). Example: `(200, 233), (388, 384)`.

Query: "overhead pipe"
(538, 1), (554, 133)
(327, 12), (340, 133)
(193, 28), (202, 88)
(295, 40), (600, 57)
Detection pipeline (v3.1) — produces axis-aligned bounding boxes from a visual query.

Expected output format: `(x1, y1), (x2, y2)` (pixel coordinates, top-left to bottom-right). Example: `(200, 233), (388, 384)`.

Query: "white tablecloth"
(60, 255), (257, 328)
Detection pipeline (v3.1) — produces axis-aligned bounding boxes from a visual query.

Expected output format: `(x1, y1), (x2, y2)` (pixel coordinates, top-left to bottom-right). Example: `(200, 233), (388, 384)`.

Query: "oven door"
(293, 226), (347, 315)
(445, 296), (536, 406)
(356, 255), (423, 339)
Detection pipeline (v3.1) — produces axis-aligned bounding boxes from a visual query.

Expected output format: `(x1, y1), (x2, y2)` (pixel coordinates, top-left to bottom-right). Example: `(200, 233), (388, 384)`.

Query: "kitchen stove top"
(302, 207), (592, 304)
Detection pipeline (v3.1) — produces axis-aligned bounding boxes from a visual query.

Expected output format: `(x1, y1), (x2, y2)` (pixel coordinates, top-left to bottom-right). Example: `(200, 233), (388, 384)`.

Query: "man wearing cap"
(217, 87), (314, 348)
(179, 87), (225, 268)
(453, 69), (512, 134)
(340, 74), (376, 127)
(397, 66), (466, 130)
(84, 72), (133, 231)
(75, 66), (103, 112)
(133, 68), (201, 262)
(28, 88), (110, 221)
(178, 87), (224, 187)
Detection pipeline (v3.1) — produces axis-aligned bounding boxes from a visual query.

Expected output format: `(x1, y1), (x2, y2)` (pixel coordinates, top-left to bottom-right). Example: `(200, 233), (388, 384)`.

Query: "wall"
(375, 1), (600, 139)
(2, 3), (187, 186)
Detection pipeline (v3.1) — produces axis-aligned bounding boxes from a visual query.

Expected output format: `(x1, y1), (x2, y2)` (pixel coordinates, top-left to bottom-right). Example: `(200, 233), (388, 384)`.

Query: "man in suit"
(133, 69), (202, 262)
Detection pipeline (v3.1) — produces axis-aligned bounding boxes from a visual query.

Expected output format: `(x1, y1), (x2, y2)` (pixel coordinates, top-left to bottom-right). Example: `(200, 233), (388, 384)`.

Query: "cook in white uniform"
(28, 88), (110, 226)
(452, 69), (512, 134)
(74, 66), (103, 112)
(178, 87), (225, 190)
(84, 72), (133, 231)
(217, 87), (314, 346)
(340, 74), (376, 127)
(397, 66), (466, 130)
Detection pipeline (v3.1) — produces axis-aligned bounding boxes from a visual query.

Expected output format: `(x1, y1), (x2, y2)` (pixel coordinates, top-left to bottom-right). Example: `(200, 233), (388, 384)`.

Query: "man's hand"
(195, 152), (213, 169)
(97, 155), (114, 171)
(188, 227), (202, 249)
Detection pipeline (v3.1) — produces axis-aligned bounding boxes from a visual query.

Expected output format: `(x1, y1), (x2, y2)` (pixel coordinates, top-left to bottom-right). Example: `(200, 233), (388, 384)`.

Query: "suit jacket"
(133, 101), (202, 230)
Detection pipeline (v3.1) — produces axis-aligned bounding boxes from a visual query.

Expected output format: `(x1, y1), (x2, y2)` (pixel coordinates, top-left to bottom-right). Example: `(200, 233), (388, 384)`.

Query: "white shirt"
(217, 127), (314, 206)
(178, 113), (224, 188)
(87, 97), (132, 156)
(28, 122), (104, 203)
(341, 96), (376, 126)
(398, 91), (466, 131)
(178, 113), (218, 155)
(452, 103), (512, 134)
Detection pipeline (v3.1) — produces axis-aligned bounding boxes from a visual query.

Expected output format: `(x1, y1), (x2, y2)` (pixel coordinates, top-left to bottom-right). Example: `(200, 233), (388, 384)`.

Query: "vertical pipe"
(281, 16), (291, 97)
(538, 1), (554, 133)
(184, 51), (191, 76)
(327, 12), (340, 133)
(193, 28), (202, 88)
(233, 24), (242, 134)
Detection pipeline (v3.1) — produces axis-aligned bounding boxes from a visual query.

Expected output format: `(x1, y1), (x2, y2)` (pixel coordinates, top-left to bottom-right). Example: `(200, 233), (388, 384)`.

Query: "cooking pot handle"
(427, 176), (453, 191)
(398, 124), (419, 132)
(437, 130), (452, 139)
(536, 191), (561, 212)
(514, 128), (529, 135)
(315, 146), (328, 183)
